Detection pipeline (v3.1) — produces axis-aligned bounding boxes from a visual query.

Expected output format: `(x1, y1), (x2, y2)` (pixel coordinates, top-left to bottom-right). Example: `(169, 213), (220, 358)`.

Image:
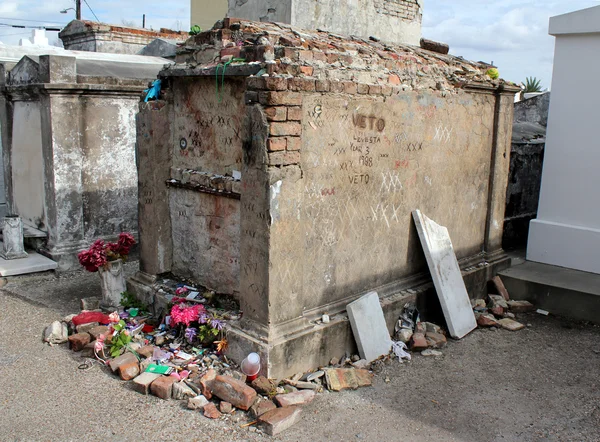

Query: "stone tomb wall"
(167, 78), (245, 295)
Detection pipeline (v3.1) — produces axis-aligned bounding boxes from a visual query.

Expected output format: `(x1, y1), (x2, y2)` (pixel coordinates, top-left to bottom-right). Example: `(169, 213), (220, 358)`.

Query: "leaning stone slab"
(498, 318), (525, 331)
(325, 369), (373, 391)
(491, 276), (510, 301)
(132, 372), (162, 395)
(346, 291), (392, 362)
(210, 375), (257, 410)
(258, 406), (302, 436)
(412, 210), (477, 339)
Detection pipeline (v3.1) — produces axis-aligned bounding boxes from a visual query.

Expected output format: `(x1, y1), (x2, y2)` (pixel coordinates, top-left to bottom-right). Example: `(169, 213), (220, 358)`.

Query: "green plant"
(197, 323), (220, 343)
(108, 320), (133, 358)
(121, 291), (145, 311)
(524, 77), (542, 92)
(486, 68), (499, 79)
(189, 25), (202, 35)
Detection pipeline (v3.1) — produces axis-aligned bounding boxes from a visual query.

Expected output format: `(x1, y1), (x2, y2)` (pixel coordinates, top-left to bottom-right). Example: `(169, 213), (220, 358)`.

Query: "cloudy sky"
(1, 0), (599, 88)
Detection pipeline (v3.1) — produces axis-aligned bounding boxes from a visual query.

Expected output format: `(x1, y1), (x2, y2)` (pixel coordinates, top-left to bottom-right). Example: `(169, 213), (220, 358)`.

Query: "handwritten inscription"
(407, 142), (423, 152)
(348, 174), (370, 184)
(352, 114), (386, 132)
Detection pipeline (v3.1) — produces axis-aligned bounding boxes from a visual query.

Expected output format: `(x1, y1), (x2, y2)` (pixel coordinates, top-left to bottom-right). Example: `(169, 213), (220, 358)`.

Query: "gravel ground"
(0, 270), (599, 442)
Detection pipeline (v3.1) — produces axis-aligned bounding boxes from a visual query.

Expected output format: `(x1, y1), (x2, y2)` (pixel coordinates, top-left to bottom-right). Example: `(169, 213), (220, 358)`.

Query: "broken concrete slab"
(346, 291), (392, 362)
(258, 406), (302, 436)
(412, 210), (477, 339)
(324, 368), (373, 391)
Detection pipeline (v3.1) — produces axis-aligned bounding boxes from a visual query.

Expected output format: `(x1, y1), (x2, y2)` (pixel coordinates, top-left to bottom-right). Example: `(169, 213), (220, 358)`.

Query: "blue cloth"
(144, 79), (162, 102)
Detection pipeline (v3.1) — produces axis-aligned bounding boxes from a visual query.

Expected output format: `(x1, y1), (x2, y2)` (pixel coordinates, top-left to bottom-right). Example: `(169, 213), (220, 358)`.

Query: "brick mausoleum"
(129, 19), (518, 379)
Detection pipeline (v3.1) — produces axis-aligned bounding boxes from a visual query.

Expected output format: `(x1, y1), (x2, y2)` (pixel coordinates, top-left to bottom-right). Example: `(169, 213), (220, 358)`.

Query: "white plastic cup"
(241, 352), (261, 381)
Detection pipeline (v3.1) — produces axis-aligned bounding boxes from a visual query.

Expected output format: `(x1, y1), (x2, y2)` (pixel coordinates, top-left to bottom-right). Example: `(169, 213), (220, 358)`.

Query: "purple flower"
(210, 318), (224, 331)
(198, 312), (209, 324)
(184, 327), (197, 343)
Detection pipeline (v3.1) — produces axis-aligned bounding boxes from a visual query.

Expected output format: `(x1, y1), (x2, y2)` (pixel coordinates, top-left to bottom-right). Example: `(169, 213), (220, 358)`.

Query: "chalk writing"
(434, 125), (453, 143)
(381, 172), (403, 192)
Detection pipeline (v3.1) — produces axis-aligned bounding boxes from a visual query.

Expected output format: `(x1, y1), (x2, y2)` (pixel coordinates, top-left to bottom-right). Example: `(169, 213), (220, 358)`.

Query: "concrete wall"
(527, 31), (600, 274)
(226, 0), (423, 45)
(191, 0), (229, 31)
(11, 101), (45, 227)
(514, 92), (550, 127)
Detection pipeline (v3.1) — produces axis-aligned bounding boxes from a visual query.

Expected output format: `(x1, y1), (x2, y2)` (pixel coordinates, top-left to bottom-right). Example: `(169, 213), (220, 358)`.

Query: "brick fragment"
(491, 276), (510, 301)
(219, 401), (233, 414)
(409, 332), (428, 351)
(268, 138), (287, 152)
(249, 399), (277, 419)
(150, 375), (178, 400)
(476, 313), (499, 327)
(251, 376), (277, 396)
(425, 332), (447, 349)
(200, 368), (217, 400)
(270, 122), (302, 137)
(187, 395), (209, 410)
(507, 300), (535, 313)
(210, 375), (257, 411)
(388, 73), (401, 85)
(76, 323), (98, 334)
(132, 372), (161, 395)
(259, 91), (303, 106)
(136, 345), (157, 359)
(68, 333), (90, 352)
(108, 352), (138, 373)
(88, 326), (108, 341)
(258, 406), (302, 436)
(203, 403), (222, 419)
(498, 318), (525, 331)
(274, 390), (316, 407)
(300, 66), (314, 76)
(173, 381), (197, 400)
(119, 361), (140, 381)
(324, 368), (373, 391)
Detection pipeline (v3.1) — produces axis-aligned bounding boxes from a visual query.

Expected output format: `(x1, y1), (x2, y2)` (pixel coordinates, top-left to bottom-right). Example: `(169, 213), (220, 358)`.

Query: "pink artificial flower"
(170, 303), (205, 326)
(108, 312), (120, 323)
(123, 330), (130, 336)
(95, 334), (105, 351)
(175, 287), (189, 295)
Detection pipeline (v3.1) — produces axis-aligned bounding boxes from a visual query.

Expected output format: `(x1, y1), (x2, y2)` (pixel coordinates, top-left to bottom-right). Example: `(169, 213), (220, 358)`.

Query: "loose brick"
(219, 401), (233, 414)
(274, 390), (316, 407)
(68, 333), (90, 352)
(88, 325), (108, 341)
(200, 368), (217, 400)
(498, 318), (525, 331)
(76, 322), (98, 334)
(258, 406), (302, 436)
(409, 332), (429, 351)
(132, 372), (161, 395)
(286, 137), (301, 151)
(136, 345), (157, 359)
(119, 361), (140, 381)
(264, 106), (287, 121)
(269, 151), (301, 166)
(150, 376), (178, 400)
(507, 300), (535, 313)
(325, 369), (373, 391)
(173, 381), (197, 400)
(270, 122), (302, 137)
(286, 106), (302, 121)
(210, 375), (257, 411)
(425, 332), (447, 349)
(203, 403), (222, 419)
(251, 376), (277, 396)
(249, 399), (277, 419)
(315, 79), (330, 92)
(268, 137), (287, 151)
(476, 313), (499, 327)
(491, 276), (510, 301)
(265, 76), (288, 91)
(259, 91), (303, 106)
(187, 395), (209, 410)
(108, 352), (138, 373)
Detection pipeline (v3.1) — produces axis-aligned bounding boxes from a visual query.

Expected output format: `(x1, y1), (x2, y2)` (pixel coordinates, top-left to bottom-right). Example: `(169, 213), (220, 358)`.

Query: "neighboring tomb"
(130, 19), (518, 378)
(0, 51), (170, 270)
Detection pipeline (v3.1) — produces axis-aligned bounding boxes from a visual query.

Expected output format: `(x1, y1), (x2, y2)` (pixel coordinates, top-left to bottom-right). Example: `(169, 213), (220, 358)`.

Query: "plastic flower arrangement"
(170, 299), (226, 346)
(78, 232), (136, 272)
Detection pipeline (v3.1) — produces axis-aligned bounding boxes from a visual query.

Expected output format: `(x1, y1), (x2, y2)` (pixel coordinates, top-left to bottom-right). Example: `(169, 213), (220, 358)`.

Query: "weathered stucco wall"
(11, 100), (45, 227)
(264, 92), (495, 324)
(168, 78), (245, 294)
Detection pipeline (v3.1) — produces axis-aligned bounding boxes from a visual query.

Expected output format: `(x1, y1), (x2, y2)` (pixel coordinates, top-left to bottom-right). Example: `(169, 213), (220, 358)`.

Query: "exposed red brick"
(299, 66), (314, 76)
(200, 368), (217, 400)
(246, 76), (266, 91)
(259, 91), (303, 106)
(325, 368), (373, 391)
(315, 80), (330, 92)
(274, 390), (316, 407)
(279, 35), (301, 47)
(491, 306), (504, 317)
(298, 50), (313, 61)
(270, 122), (302, 137)
(210, 375), (257, 411)
(409, 332), (429, 351)
(342, 81), (357, 94)
(286, 107), (302, 121)
(220, 47), (241, 59)
(264, 106), (287, 121)
(425, 332), (447, 349)
(268, 138), (287, 152)
(477, 313), (499, 327)
(491, 276), (510, 301)
(313, 51), (327, 62)
(250, 399), (277, 419)
(150, 376), (178, 400)
(286, 137), (301, 151)
(388, 73), (401, 85)
(265, 77), (289, 91)
(269, 151), (301, 166)
(258, 406), (302, 436)
(326, 52), (340, 64)
(290, 77), (316, 92)
(68, 333), (90, 352)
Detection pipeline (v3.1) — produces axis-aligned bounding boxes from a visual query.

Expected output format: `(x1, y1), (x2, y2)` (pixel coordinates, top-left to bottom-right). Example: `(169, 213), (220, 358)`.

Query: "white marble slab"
(346, 291), (392, 362)
(412, 210), (477, 339)
(0, 244), (57, 276)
